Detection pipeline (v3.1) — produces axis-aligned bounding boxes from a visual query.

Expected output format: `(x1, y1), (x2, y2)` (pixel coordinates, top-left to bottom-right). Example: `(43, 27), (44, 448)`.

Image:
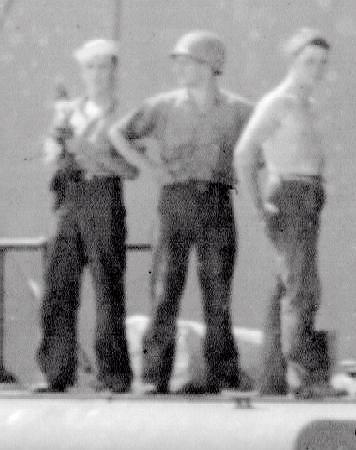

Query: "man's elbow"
(43, 138), (62, 165)
(109, 124), (126, 148)
(235, 149), (260, 178)
(234, 144), (251, 171)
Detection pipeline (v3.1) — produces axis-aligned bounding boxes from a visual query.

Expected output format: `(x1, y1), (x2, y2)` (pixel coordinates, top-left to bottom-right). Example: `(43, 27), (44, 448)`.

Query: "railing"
(0, 237), (151, 383)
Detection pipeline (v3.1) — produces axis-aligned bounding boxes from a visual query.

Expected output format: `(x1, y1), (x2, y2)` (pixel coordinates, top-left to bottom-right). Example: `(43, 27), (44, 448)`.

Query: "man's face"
(80, 54), (117, 97)
(172, 54), (208, 87)
(293, 45), (329, 85)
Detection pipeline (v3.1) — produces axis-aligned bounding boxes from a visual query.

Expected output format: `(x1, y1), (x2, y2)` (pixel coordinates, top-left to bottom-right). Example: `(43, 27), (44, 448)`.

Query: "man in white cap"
(37, 39), (137, 393)
(235, 28), (334, 398)
(110, 30), (252, 394)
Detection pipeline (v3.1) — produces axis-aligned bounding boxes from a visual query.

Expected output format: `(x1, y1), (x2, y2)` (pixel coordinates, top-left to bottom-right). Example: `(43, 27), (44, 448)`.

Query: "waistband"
(269, 172), (324, 185)
(164, 180), (233, 193)
(82, 174), (122, 183)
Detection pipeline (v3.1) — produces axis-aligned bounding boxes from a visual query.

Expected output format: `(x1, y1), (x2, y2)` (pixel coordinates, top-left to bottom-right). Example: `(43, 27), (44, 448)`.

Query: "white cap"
(73, 39), (119, 64)
(340, 359), (356, 374)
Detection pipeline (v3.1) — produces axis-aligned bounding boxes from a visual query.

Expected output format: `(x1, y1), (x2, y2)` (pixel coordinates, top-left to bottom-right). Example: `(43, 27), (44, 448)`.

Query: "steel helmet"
(171, 30), (225, 75)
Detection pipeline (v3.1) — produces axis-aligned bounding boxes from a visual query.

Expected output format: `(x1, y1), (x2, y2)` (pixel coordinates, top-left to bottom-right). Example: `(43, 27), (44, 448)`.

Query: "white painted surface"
(0, 395), (355, 450)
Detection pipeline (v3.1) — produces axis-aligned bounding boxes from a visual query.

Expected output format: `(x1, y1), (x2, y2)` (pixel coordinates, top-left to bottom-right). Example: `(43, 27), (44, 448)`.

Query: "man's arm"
(109, 128), (161, 174)
(109, 101), (173, 184)
(234, 95), (282, 217)
(43, 98), (75, 165)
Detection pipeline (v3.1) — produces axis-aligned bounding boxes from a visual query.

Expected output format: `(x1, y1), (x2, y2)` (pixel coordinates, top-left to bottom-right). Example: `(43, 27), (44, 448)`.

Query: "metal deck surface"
(0, 386), (356, 450)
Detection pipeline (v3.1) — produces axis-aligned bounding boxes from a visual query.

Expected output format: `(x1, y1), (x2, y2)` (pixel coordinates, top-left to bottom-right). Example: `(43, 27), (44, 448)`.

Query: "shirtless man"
(235, 28), (331, 397)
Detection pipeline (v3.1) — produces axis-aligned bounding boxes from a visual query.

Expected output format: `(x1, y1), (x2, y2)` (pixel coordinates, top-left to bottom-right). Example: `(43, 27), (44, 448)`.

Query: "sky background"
(0, 0), (355, 384)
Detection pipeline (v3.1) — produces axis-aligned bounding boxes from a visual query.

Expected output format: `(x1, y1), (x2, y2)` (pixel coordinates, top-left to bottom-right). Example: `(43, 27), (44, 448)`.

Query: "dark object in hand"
(53, 125), (74, 143)
(49, 125), (81, 210)
(50, 153), (83, 210)
(49, 81), (83, 209)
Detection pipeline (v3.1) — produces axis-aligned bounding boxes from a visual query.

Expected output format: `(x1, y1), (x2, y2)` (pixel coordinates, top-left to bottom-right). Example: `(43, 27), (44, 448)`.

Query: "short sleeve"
(119, 96), (161, 141)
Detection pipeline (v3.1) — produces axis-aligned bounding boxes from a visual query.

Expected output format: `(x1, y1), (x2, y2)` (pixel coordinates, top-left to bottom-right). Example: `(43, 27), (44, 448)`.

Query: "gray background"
(0, 0), (355, 384)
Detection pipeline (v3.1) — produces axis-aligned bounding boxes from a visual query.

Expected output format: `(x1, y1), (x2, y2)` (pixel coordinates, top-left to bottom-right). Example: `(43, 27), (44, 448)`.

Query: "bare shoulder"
(255, 88), (292, 119)
(221, 89), (254, 110)
(145, 89), (186, 107)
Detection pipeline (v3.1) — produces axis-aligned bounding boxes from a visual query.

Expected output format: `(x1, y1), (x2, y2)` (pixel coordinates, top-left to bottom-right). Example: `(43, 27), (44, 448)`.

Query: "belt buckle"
(195, 180), (209, 193)
(84, 172), (95, 181)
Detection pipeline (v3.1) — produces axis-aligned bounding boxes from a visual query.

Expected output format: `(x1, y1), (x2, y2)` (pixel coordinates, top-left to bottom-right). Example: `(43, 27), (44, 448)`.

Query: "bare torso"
(263, 89), (324, 176)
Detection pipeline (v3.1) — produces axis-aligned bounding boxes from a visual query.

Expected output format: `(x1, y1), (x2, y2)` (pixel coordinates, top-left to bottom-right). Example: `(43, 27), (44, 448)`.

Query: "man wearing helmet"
(37, 39), (137, 393)
(110, 30), (252, 394)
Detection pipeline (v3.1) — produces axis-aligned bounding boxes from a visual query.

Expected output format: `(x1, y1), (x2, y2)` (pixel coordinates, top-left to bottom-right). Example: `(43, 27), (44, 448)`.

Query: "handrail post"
(41, 241), (48, 269)
(0, 249), (4, 367)
(0, 249), (17, 383)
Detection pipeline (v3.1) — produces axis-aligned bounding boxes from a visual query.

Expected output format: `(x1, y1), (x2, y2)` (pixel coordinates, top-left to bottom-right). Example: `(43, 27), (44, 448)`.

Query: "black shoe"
(92, 379), (131, 394)
(218, 369), (255, 392)
(228, 372), (255, 392)
(110, 383), (131, 394)
(175, 382), (207, 395)
(175, 381), (221, 395)
(292, 383), (347, 400)
(146, 383), (169, 395)
(206, 384), (221, 394)
(33, 384), (67, 393)
(91, 380), (109, 393)
(259, 380), (288, 396)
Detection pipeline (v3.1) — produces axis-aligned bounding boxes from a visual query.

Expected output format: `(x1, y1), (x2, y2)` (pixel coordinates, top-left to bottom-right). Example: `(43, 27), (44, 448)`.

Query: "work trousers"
(142, 182), (240, 390)
(260, 175), (325, 394)
(37, 176), (132, 389)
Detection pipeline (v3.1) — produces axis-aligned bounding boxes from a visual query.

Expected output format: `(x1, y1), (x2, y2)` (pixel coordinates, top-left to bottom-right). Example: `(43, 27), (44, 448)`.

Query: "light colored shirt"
(118, 88), (252, 186)
(45, 97), (138, 180)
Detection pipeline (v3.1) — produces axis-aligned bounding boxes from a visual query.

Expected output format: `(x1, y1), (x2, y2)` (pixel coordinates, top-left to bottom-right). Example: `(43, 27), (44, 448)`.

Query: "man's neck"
(87, 90), (115, 111)
(187, 78), (219, 113)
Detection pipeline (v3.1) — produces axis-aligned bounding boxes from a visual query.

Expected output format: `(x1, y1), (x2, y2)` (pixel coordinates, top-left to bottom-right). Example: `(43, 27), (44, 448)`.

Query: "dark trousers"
(142, 182), (240, 390)
(260, 175), (325, 394)
(37, 177), (132, 389)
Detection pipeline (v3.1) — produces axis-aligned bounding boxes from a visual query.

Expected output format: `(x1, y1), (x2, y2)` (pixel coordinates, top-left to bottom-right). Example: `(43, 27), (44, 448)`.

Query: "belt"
(283, 175), (323, 185)
(186, 180), (232, 193)
(270, 172), (323, 185)
(83, 173), (120, 182)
